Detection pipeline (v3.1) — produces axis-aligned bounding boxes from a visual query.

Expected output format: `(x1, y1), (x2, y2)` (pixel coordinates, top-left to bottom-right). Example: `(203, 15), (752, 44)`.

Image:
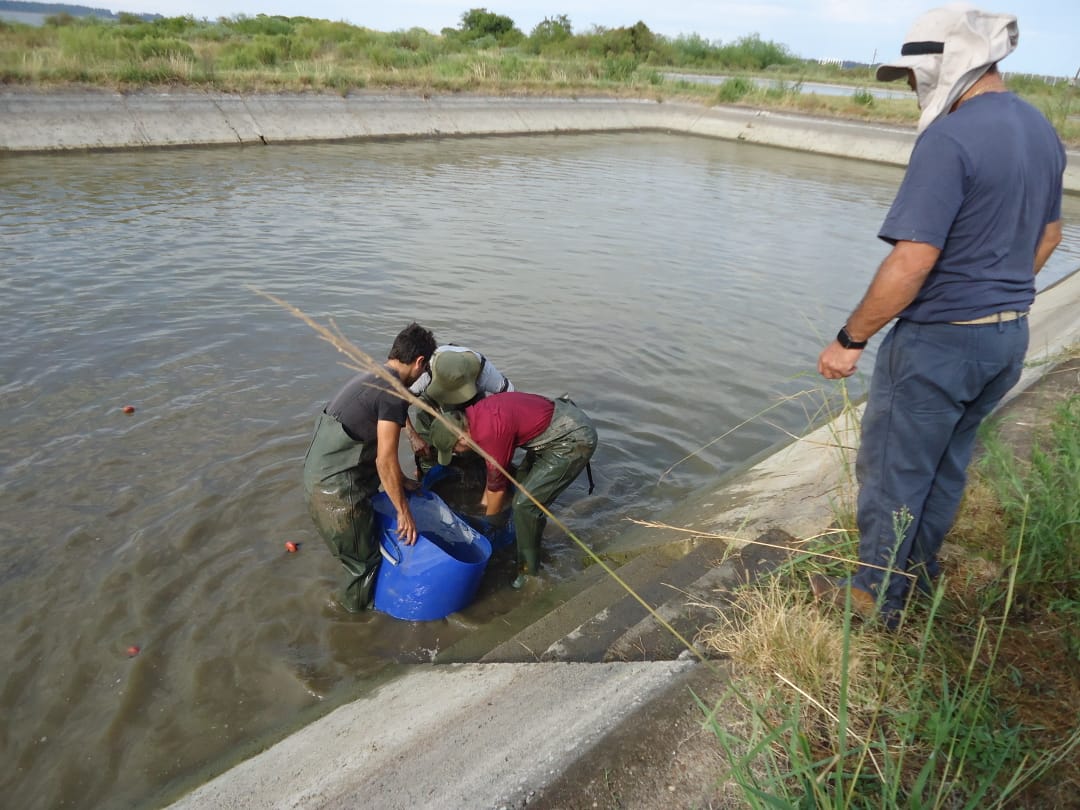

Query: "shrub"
(527, 14), (572, 55)
(852, 87), (875, 107)
(227, 15), (295, 37)
(44, 12), (77, 27)
(602, 55), (638, 81)
(367, 45), (432, 70)
(58, 25), (132, 62)
(218, 41), (281, 69)
(715, 76), (753, 102)
(458, 7), (521, 44)
(137, 38), (195, 61)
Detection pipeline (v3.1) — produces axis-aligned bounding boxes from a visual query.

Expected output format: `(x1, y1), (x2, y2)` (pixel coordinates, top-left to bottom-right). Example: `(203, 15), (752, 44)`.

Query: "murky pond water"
(1, 132), (1077, 808)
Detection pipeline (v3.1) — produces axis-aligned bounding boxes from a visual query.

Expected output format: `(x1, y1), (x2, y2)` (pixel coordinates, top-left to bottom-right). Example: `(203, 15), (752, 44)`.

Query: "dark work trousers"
(851, 317), (1028, 624)
(513, 399), (598, 575)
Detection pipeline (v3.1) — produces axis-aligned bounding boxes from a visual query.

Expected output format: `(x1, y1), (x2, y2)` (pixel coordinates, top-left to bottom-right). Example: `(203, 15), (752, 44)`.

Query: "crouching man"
(303, 323), (437, 612)
(429, 392), (597, 589)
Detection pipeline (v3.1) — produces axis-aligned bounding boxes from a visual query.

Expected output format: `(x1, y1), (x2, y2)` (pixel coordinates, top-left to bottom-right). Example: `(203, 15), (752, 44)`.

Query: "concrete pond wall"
(2, 89), (1078, 194)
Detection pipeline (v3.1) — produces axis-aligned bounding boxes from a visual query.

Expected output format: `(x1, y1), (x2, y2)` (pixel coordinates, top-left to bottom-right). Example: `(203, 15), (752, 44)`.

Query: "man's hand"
(395, 505), (419, 545)
(818, 341), (863, 379)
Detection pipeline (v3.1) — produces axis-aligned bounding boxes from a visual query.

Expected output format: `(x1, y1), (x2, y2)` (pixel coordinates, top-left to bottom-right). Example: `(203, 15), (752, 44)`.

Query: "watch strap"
(837, 326), (867, 350)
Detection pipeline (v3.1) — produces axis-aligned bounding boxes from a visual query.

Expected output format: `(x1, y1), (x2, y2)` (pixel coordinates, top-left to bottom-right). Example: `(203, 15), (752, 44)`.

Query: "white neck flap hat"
(876, 3), (1018, 133)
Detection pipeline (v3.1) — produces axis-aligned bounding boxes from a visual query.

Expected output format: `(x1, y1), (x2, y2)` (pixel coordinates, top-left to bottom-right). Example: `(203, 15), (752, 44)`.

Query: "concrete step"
(604, 527), (795, 663)
(434, 561), (609, 664)
(537, 538), (735, 663)
(477, 543), (694, 663)
(437, 528), (796, 667)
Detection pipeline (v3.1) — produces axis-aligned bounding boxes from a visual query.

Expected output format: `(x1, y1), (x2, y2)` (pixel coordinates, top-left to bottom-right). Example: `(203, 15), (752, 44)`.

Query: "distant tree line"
(440, 7), (799, 70)
(0, 0), (159, 21)
(2, 2), (798, 72)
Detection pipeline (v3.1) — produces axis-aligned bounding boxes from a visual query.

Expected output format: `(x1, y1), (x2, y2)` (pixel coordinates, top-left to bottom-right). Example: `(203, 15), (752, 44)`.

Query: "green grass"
(1, 13), (1077, 146)
(698, 381), (1080, 807)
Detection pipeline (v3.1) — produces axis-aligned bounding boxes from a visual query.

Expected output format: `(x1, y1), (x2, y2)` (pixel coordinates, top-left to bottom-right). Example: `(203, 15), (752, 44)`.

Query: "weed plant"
(979, 396), (1080, 658)
(697, 379), (1080, 807)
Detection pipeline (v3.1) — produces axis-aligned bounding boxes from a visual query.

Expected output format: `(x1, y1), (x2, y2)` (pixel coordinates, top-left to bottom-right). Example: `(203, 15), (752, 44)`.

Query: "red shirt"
(465, 392), (554, 492)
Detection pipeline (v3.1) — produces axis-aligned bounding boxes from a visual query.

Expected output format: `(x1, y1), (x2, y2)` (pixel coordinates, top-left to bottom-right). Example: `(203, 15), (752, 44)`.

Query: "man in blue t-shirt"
(814, 5), (1066, 627)
(303, 323), (437, 612)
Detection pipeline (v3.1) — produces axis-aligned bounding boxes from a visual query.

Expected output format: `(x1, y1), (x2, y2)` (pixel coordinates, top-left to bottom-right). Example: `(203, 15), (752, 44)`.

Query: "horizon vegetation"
(1, 8), (1077, 146)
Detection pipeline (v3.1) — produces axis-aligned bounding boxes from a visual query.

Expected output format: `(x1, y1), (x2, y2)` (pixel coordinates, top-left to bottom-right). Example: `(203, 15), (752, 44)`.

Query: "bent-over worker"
(429, 392), (597, 589)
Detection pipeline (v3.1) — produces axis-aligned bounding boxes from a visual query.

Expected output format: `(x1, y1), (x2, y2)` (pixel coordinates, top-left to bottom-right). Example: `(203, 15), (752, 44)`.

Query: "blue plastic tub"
(371, 490), (492, 621)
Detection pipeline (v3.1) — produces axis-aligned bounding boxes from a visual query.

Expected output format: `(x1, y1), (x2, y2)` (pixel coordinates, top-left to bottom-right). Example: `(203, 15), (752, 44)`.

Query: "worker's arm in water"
(376, 419), (418, 545)
(1034, 219), (1062, 275)
(818, 239), (939, 380)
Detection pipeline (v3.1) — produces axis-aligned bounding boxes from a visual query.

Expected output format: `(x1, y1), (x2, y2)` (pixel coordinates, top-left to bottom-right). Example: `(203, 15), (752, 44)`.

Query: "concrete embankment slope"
(2, 89), (1079, 192)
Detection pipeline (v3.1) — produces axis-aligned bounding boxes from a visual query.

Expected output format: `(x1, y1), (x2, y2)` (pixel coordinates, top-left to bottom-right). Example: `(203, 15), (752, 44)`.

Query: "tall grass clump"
(697, 378), (1080, 806)
(852, 87), (875, 107)
(715, 76), (753, 103)
(979, 396), (1080, 653)
(700, 517), (1072, 806)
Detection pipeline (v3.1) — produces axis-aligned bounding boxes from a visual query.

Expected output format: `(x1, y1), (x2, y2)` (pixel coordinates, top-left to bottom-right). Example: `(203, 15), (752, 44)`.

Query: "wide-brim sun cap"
(424, 349), (481, 406)
(875, 3), (1018, 133)
(429, 410), (467, 466)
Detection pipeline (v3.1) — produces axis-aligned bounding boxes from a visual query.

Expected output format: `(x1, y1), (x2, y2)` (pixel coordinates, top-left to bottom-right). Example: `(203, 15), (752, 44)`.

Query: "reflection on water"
(1, 132), (1077, 809)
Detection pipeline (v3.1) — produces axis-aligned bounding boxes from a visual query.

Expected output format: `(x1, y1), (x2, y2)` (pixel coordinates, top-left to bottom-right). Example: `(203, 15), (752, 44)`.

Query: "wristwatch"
(836, 325), (867, 350)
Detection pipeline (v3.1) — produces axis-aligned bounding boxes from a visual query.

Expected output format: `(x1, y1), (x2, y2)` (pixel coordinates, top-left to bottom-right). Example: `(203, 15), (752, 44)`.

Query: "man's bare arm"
(1034, 220), (1062, 275)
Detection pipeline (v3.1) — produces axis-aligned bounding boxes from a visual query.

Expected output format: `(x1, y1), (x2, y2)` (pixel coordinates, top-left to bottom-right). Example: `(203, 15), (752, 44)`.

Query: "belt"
(949, 310), (1028, 326)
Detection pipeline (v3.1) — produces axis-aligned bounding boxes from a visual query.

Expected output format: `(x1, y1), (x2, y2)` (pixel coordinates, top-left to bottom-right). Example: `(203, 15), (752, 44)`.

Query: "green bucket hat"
(425, 349), (481, 406)
(429, 410), (468, 466)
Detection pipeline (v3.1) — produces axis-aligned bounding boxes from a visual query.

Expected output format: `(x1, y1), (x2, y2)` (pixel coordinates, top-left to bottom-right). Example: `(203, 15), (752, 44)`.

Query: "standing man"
(814, 5), (1065, 627)
(428, 392), (597, 589)
(303, 323), (437, 612)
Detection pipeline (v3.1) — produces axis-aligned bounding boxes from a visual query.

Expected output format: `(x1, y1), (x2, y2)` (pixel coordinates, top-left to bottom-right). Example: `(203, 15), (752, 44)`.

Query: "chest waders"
(303, 412), (383, 612)
(512, 399), (598, 575)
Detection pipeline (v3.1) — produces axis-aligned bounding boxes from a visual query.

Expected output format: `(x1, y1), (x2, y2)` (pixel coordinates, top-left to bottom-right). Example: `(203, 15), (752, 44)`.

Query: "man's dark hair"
(388, 322), (436, 364)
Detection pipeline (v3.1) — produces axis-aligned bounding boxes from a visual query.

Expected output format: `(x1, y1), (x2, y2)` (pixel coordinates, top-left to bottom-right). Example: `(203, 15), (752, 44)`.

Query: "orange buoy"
(122, 405), (136, 414)
(285, 541), (298, 553)
(126, 645), (141, 657)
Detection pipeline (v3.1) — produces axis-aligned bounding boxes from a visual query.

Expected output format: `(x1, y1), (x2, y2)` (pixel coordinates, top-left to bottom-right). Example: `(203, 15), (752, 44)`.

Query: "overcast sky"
(107, 0), (1078, 78)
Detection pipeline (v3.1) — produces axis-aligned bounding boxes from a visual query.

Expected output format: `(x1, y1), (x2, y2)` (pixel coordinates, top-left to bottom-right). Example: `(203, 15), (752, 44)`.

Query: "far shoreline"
(3, 87), (1078, 194)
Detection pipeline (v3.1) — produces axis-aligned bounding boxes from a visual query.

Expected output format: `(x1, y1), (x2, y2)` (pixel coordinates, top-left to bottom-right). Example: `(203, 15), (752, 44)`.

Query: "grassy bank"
(699, 351), (1080, 807)
(1, 12), (1077, 146)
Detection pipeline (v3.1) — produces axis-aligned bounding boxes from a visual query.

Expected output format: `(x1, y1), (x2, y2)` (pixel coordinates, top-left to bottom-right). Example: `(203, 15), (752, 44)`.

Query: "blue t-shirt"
(880, 92), (1065, 323)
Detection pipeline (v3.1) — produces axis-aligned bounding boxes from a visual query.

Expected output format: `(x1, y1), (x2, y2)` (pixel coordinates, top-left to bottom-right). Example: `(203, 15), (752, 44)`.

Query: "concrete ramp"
(166, 660), (696, 810)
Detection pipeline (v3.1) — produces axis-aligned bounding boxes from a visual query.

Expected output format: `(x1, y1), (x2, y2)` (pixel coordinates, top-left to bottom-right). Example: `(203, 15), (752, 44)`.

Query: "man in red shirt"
(429, 392), (597, 588)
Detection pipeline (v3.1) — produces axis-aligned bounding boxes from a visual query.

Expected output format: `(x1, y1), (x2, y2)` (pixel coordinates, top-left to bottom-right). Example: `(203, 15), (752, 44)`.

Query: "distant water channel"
(663, 71), (919, 100)
(2, 132), (1078, 809)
